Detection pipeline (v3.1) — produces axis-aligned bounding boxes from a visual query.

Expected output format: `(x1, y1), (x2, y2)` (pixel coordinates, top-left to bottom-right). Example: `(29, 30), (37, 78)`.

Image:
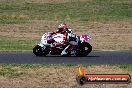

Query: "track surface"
(0, 51), (132, 64)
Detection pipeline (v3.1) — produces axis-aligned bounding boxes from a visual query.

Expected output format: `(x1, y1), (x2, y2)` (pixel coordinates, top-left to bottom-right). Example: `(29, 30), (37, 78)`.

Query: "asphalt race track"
(0, 51), (132, 64)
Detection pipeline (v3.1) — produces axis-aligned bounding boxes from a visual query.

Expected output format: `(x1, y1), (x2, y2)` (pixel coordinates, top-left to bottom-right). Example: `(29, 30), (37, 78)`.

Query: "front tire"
(33, 45), (48, 56)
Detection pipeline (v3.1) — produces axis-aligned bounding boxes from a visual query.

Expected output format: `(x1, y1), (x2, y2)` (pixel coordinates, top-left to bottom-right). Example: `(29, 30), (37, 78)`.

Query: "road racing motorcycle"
(33, 32), (92, 56)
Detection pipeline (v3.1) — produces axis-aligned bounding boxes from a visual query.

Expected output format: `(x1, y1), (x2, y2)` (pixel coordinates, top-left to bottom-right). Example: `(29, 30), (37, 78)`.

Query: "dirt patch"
(0, 65), (131, 88)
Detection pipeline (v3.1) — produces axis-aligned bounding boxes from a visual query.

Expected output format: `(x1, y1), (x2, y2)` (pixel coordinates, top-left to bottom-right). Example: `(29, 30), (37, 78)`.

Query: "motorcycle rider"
(50, 23), (78, 55)
(51, 23), (68, 46)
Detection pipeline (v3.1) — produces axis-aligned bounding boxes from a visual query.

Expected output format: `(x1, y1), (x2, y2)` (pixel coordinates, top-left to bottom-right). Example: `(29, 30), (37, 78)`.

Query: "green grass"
(0, 18), (27, 24)
(0, 64), (131, 78)
(118, 64), (132, 71)
(0, 64), (75, 77)
(0, 64), (26, 77)
(0, 36), (40, 50)
(0, 13), (29, 24)
(0, 0), (131, 23)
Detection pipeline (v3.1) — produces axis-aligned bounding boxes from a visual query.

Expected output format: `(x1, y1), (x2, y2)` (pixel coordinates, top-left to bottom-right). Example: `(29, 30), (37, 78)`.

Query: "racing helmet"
(58, 23), (67, 32)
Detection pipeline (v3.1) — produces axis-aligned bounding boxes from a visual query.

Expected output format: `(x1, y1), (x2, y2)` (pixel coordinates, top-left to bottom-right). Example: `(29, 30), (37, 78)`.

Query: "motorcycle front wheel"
(33, 45), (49, 56)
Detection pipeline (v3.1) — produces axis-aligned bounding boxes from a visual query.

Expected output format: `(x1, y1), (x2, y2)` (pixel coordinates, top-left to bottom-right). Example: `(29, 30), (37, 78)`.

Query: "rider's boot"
(61, 44), (77, 56)
(61, 45), (70, 56)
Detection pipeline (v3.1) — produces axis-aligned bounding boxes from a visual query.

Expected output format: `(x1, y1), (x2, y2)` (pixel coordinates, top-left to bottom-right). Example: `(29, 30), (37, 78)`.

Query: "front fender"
(38, 43), (44, 48)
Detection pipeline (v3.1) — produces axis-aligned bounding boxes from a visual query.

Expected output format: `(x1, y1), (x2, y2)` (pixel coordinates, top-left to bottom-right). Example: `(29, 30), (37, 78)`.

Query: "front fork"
(38, 43), (46, 51)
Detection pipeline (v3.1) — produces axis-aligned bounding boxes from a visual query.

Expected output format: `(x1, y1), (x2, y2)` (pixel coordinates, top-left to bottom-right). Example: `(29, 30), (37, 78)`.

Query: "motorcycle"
(33, 32), (92, 56)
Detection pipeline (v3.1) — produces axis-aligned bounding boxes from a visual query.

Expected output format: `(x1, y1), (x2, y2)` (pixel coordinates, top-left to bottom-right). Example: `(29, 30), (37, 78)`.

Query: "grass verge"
(0, 0), (131, 23)
(0, 0), (132, 51)
(0, 64), (131, 88)
(0, 36), (39, 50)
